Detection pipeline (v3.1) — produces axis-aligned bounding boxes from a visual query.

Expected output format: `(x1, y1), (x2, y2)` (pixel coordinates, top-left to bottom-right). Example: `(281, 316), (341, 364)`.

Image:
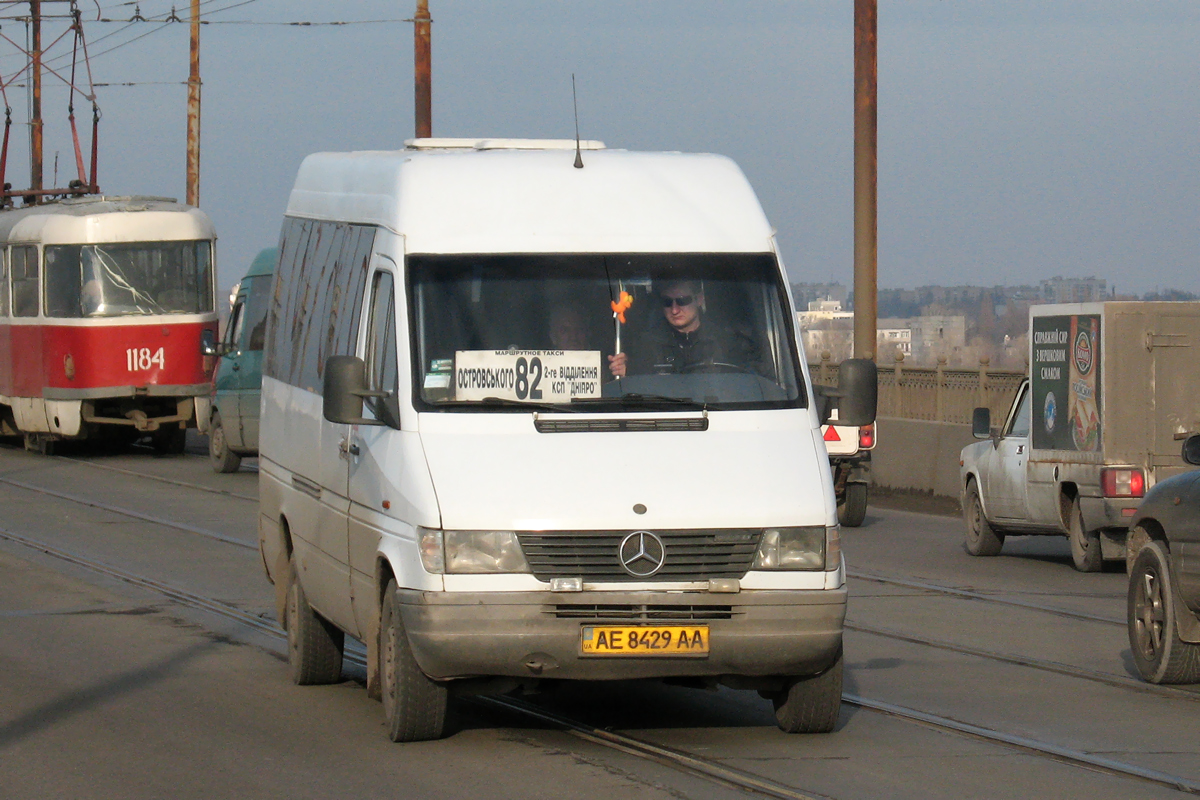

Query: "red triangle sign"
(823, 426), (841, 442)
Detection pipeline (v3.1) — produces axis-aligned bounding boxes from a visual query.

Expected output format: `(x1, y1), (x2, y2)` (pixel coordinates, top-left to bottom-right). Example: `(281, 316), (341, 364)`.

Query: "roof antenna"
(572, 74), (584, 169)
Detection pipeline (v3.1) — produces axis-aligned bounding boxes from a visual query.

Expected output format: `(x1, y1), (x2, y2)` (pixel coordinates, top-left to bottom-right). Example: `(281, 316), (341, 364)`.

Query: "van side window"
(242, 277), (269, 352)
(226, 301), (245, 351)
(12, 246), (39, 317)
(0, 249), (8, 317)
(364, 271), (400, 427)
(264, 218), (375, 393)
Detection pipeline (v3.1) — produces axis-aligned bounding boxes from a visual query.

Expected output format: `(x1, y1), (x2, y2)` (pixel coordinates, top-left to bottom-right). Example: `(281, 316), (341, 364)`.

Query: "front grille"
(553, 604), (735, 621)
(534, 417), (708, 433)
(517, 529), (762, 582)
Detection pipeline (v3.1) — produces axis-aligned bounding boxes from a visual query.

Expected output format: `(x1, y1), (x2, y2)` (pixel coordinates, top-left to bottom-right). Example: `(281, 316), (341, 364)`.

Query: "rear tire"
(1127, 540), (1200, 684)
(772, 648), (843, 733)
(208, 412), (242, 473)
(286, 567), (344, 685)
(838, 483), (868, 528)
(1068, 498), (1102, 573)
(381, 579), (448, 741)
(964, 480), (1004, 556)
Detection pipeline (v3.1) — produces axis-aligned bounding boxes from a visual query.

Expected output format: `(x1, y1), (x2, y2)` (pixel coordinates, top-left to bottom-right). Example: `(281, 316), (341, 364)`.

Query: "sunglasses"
(660, 294), (695, 308)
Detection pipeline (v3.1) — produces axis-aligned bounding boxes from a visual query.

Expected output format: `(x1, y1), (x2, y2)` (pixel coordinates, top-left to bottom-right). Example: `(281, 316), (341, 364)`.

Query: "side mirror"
(1183, 434), (1200, 466)
(972, 407), (992, 439)
(323, 355), (387, 426)
(835, 358), (877, 427)
(200, 328), (219, 357)
(818, 359), (877, 426)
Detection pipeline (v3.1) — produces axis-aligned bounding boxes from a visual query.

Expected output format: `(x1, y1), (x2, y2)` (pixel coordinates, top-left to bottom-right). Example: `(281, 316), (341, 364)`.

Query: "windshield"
(410, 253), (804, 411)
(44, 240), (214, 318)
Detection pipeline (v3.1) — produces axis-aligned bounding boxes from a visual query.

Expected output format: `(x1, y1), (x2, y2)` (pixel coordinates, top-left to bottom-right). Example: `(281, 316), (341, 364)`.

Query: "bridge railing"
(808, 353), (1025, 424)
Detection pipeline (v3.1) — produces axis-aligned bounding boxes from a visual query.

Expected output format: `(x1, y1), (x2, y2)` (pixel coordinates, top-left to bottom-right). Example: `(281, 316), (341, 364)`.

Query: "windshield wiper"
(473, 397), (580, 413)
(572, 393), (706, 410)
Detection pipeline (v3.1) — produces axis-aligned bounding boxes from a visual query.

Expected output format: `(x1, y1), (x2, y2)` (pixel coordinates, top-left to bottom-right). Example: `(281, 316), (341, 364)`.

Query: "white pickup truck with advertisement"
(960, 302), (1200, 571)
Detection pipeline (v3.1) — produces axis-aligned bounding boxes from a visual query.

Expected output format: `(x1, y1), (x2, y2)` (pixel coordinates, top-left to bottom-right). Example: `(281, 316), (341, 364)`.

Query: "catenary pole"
(853, 0), (877, 361)
(414, 0), (431, 138)
(186, 0), (200, 205)
(30, 0), (42, 195)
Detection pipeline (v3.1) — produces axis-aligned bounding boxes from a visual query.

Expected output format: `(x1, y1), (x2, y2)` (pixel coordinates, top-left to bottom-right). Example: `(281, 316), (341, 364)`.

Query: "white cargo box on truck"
(960, 301), (1200, 571)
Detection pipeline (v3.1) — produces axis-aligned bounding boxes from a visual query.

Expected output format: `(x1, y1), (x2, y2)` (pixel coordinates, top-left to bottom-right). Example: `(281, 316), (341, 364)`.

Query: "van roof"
(244, 246), (278, 279)
(285, 144), (775, 255)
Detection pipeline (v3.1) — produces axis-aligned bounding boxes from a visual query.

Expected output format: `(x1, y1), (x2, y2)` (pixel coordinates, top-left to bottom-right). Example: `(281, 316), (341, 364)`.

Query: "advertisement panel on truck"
(1031, 313), (1102, 453)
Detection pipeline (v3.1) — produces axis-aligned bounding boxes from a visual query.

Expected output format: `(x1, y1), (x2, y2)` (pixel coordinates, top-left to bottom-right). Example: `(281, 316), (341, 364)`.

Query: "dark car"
(1126, 434), (1200, 683)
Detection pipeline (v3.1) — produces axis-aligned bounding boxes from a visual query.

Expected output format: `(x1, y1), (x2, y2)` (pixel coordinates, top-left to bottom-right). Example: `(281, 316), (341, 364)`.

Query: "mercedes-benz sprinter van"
(258, 139), (876, 741)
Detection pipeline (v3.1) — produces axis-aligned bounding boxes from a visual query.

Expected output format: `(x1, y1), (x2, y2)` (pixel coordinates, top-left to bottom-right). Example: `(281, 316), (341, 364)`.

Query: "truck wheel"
(381, 579), (448, 741)
(286, 565), (345, 685)
(1128, 540), (1200, 684)
(208, 412), (242, 473)
(838, 483), (868, 527)
(964, 480), (1004, 556)
(1068, 498), (1102, 573)
(772, 648), (843, 733)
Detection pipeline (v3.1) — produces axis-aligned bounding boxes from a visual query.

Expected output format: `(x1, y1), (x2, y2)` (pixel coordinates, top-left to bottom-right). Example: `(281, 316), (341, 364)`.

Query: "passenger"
(608, 279), (763, 378)
(548, 305), (591, 351)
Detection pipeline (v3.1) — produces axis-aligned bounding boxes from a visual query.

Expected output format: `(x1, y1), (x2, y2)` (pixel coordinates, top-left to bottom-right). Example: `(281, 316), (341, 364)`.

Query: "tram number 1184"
(126, 347), (166, 372)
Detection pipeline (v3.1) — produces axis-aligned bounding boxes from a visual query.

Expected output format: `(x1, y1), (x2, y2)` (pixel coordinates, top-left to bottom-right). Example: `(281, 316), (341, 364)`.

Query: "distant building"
(791, 282), (847, 311)
(1039, 276), (1109, 304)
(879, 315), (966, 364)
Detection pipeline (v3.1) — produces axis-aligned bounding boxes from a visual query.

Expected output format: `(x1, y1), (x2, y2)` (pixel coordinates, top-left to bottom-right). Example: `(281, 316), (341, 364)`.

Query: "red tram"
(0, 196), (218, 453)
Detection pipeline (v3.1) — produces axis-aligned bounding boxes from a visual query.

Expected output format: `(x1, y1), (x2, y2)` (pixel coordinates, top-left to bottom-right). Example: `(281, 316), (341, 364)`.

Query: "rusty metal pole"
(853, 0), (877, 361)
(414, 0), (431, 138)
(186, 0), (201, 206)
(30, 0), (42, 195)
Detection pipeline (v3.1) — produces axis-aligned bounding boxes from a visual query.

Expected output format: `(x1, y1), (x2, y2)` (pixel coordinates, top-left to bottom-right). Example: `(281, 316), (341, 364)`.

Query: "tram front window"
(44, 240), (214, 318)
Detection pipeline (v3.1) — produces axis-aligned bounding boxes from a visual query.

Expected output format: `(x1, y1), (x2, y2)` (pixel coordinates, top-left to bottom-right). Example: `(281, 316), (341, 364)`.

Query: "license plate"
(580, 625), (709, 656)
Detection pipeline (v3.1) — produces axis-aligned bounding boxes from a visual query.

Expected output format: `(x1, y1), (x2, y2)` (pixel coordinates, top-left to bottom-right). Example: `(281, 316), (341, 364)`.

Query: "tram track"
(54, 453), (259, 502)
(847, 569), (1125, 626)
(3, 522), (1200, 798)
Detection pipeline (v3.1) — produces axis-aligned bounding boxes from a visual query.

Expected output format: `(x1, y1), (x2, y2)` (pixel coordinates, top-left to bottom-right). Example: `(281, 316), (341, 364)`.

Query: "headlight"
(423, 529), (531, 574)
(753, 526), (833, 570)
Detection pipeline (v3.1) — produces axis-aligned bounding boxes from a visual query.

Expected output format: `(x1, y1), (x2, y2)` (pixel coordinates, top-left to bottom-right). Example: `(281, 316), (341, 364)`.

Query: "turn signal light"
(1101, 468), (1145, 498)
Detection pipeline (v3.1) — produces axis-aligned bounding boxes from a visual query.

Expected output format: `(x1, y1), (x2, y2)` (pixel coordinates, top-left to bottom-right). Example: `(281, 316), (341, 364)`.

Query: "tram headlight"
(418, 528), (531, 574)
(753, 526), (833, 570)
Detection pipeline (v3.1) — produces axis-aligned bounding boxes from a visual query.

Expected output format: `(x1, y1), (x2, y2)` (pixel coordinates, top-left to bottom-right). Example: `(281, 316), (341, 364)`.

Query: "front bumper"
(398, 588), (846, 681)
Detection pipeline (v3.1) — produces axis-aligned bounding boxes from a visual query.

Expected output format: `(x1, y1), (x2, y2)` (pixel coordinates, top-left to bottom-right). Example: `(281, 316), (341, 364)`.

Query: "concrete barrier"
(870, 417), (976, 501)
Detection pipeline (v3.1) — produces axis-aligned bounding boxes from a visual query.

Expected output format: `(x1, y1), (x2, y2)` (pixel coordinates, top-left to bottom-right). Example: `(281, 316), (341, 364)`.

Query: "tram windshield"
(43, 240), (214, 318)
(410, 252), (805, 411)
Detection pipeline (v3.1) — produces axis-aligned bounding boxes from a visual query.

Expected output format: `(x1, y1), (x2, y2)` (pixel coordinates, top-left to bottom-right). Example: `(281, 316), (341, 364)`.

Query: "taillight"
(859, 424), (875, 450)
(1101, 468), (1145, 498)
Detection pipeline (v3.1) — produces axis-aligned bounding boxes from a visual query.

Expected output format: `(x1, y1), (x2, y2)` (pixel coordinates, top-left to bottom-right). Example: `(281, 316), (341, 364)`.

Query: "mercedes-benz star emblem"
(619, 531), (666, 577)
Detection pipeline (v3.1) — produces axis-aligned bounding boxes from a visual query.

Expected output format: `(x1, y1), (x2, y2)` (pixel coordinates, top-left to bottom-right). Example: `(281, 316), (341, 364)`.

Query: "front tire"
(1068, 498), (1102, 573)
(771, 648), (843, 733)
(838, 483), (868, 528)
(964, 479), (1004, 556)
(286, 567), (344, 685)
(381, 579), (448, 742)
(208, 412), (242, 473)
(1127, 540), (1200, 684)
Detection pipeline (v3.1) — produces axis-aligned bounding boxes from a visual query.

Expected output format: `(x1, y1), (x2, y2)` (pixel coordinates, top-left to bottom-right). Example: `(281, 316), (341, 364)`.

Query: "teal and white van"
(209, 247), (275, 472)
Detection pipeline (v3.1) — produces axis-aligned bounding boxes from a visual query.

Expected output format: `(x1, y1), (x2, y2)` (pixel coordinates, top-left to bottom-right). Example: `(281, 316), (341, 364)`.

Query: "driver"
(608, 279), (762, 378)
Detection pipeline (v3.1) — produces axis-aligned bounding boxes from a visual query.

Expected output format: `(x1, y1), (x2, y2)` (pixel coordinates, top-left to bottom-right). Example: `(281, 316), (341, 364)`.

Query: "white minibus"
(258, 138), (876, 741)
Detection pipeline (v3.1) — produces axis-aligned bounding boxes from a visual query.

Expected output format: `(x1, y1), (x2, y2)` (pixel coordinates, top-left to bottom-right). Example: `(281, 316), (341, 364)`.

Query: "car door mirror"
(972, 407), (991, 439)
(1183, 434), (1200, 466)
(323, 355), (387, 426)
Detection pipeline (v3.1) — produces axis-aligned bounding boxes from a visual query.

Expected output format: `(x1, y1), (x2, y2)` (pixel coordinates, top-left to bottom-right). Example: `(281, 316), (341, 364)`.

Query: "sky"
(1, 0), (1196, 298)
